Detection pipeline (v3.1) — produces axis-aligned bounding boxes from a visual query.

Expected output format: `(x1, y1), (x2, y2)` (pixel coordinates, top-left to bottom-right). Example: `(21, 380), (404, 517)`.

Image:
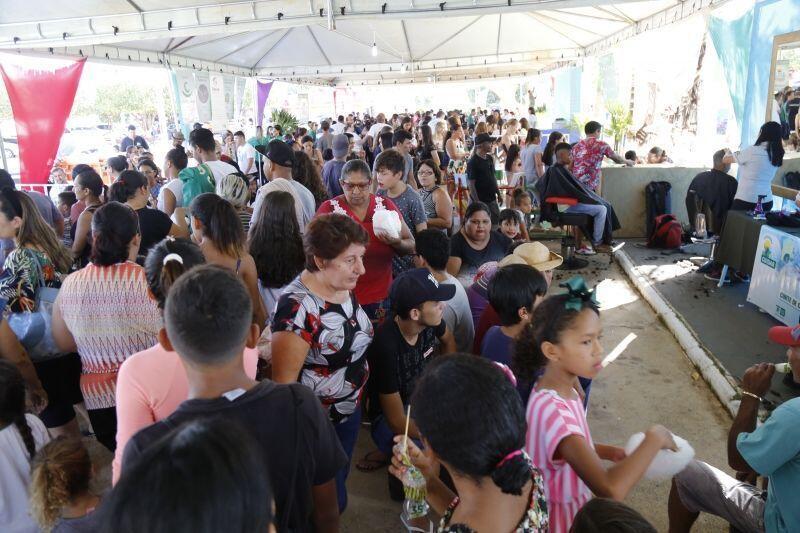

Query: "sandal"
(355, 449), (391, 472)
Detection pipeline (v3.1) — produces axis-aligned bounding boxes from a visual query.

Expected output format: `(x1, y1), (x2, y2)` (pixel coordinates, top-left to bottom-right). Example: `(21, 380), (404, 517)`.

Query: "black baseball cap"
(390, 268), (456, 312)
(475, 133), (493, 145)
(266, 139), (295, 167)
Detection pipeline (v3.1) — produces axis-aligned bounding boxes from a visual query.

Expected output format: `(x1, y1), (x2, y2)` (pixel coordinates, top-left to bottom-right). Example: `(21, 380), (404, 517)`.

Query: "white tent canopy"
(0, 0), (717, 86)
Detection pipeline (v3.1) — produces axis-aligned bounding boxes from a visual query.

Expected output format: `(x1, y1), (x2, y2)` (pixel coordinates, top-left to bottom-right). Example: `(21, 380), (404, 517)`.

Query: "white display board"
(747, 225), (800, 326)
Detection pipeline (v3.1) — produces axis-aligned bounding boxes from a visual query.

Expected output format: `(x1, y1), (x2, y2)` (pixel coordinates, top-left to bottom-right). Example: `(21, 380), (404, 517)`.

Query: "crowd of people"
(0, 105), (798, 533)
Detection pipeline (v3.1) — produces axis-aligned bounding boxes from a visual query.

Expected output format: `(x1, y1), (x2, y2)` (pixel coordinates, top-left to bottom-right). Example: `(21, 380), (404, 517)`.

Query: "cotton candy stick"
(402, 405), (411, 455)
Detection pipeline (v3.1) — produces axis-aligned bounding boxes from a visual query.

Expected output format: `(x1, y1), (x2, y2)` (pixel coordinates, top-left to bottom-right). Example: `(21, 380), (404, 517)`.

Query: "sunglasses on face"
(341, 181), (369, 192)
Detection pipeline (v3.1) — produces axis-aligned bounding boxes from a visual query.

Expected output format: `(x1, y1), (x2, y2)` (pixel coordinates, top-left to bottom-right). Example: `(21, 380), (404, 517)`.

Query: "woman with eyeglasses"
(315, 159), (415, 322)
(137, 159), (162, 207)
(416, 159), (452, 233)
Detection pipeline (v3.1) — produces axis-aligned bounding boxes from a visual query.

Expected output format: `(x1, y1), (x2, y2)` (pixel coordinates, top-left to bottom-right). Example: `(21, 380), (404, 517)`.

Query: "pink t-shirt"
(112, 343), (259, 483)
(571, 137), (613, 192)
(525, 388), (594, 533)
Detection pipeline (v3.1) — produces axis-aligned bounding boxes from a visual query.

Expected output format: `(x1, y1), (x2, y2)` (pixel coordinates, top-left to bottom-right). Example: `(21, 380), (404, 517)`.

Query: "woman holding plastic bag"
(316, 159), (415, 323)
(0, 188), (82, 440)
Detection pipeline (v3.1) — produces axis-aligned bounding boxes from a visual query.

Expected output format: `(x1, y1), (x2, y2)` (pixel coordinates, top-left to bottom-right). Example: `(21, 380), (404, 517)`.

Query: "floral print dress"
(0, 247), (65, 313)
(437, 468), (549, 533)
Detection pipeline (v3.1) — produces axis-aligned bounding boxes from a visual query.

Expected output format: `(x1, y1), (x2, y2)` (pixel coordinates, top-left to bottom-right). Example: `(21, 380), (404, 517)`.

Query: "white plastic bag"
(373, 209), (401, 239)
(624, 432), (695, 479)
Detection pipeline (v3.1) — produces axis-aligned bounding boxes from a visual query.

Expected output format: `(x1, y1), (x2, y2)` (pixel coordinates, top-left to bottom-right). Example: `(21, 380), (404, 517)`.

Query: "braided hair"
(0, 360), (36, 459)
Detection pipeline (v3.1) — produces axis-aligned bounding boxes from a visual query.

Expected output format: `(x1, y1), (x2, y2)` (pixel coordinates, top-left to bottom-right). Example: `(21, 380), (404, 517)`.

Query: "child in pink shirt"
(514, 277), (677, 532)
(113, 238), (258, 483)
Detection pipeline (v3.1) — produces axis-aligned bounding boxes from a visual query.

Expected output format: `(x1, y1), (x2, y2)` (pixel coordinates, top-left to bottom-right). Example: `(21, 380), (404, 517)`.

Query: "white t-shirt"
(0, 414), (50, 532)
(289, 180), (317, 223)
(368, 123), (391, 139)
(734, 143), (779, 204)
(441, 273), (475, 353)
(157, 178), (184, 212)
(528, 114), (538, 128)
(236, 143), (257, 174)
(252, 178), (310, 233)
(330, 122), (346, 135)
(203, 159), (239, 184)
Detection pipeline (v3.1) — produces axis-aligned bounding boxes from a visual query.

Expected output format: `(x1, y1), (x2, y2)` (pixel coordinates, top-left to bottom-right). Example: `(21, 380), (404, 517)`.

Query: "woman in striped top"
(215, 173), (253, 234)
(416, 159), (452, 233)
(513, 281), (677, 532)
(52, 202), (161, 451)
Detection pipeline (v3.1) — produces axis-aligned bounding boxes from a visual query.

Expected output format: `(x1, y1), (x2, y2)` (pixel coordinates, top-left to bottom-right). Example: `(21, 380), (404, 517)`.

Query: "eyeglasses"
(417, 169), (434, 176)
(341, 181), (370, 192)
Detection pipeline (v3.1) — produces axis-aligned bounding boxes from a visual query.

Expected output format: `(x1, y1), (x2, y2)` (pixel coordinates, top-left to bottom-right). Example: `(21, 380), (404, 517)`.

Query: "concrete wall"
(601, 166), (705, 238)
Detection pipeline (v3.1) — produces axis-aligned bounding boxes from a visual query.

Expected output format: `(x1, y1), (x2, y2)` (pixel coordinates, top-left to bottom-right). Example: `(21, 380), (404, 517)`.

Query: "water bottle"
(400, 463), (429, 520)
(695, 213), (707, 239)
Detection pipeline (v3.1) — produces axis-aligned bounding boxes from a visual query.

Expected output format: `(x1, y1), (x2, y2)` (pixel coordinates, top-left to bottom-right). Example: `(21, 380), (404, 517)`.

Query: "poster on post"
(747, 225), (800, 326)
(175, 68), (197, 127)
(195, 71), (212, 123)
(224, 75), (235, 120)
(210, 74), (227, 128)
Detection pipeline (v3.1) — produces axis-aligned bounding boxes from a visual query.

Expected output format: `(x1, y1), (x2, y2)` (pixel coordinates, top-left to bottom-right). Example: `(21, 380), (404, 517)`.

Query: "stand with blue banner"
(747, 225), (800, 326)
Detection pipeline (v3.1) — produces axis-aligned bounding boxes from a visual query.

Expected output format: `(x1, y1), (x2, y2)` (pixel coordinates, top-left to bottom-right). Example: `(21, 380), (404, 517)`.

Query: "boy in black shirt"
(357, 269), (456, 479)
(120, 265), (344, 533)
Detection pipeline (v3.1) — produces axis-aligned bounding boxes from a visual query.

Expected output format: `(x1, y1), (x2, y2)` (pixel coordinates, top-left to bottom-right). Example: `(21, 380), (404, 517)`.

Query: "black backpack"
(645, 181), (672, 237)
(784, 171), (800, 190)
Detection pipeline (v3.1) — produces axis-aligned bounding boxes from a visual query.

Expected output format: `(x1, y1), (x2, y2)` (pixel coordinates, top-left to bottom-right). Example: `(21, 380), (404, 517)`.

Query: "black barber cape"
(536, 163), (621, 244)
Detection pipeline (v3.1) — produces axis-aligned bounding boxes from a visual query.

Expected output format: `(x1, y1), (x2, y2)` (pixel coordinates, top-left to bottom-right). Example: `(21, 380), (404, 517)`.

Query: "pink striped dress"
(524, 388), (593, 533)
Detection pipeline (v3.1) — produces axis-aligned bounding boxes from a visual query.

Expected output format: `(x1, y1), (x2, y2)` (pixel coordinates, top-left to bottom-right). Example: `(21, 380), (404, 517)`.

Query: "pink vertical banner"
(0, 56), (86, 184)
(256, 80), (274, 128)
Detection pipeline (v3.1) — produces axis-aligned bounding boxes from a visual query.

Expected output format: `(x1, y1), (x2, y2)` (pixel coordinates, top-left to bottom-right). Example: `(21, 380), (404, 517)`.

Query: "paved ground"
(85, 245), (734, 531)
(623, 240), (799, 405)
(342, 249), (733, 532)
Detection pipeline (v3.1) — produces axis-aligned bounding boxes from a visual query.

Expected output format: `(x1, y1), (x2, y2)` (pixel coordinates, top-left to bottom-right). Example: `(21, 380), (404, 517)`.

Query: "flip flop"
(355, 450), (390, 472)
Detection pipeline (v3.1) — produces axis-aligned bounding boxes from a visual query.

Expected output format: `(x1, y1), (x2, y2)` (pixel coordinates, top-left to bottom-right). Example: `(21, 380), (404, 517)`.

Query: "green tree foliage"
(605, 101), (633, 152)
(270, 109), (298, 135)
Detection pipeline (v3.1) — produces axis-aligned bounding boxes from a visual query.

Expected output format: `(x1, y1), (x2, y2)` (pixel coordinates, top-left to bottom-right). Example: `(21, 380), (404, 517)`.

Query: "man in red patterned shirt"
(571, 121), (633, 193)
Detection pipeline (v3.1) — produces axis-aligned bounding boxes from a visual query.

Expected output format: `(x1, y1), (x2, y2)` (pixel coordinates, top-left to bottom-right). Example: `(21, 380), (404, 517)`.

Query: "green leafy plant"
(568, 113), (589, 136)
(605, 101), (633, 152)
(270, 109), (299, 135)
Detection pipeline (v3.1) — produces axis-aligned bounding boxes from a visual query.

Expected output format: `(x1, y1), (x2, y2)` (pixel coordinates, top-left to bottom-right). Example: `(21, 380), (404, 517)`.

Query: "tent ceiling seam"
(417, 16), (483, 60)
(307, 25), (331, 65)
(526, 12), (584, 48)
(251, 27), (293, 69)
(213, 30), (275, 63)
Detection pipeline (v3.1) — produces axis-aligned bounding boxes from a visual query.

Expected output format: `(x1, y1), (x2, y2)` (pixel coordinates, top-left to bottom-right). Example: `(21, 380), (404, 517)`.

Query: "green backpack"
(179, 163), (216, 206)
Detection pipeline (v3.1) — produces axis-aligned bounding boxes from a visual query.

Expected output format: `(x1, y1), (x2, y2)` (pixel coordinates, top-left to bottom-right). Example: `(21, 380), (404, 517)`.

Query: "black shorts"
(33, 352), (83, 428)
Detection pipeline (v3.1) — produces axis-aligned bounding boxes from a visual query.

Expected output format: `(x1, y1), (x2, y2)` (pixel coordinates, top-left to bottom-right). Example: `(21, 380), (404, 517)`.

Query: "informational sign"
(747, 225), (800, 326)
(195, 71), (211, 123)
(210, 74), (227, 128)
(234, 76), (247, 121)
(174, 68), (197, 127)
(224, 75), (235, 120)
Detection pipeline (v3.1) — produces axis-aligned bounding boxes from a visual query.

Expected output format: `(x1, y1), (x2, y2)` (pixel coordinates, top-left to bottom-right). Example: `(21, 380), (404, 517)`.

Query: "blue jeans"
(334, 408), (362, 513)
(566, 203), (607, 245)
(370, 415), (423, 457)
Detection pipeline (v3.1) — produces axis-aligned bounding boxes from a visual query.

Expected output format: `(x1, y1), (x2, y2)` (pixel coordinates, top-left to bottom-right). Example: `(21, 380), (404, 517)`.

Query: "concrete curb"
(616, 249), (740, 417)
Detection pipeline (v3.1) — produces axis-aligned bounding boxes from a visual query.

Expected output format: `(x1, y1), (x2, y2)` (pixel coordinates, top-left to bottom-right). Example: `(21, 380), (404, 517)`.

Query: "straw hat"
(497, 254), (527, 268)
(509, 242), (563, 271)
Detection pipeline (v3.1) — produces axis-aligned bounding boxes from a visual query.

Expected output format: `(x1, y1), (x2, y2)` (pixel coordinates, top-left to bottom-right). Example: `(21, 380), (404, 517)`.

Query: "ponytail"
(490, 449), (532, 495)
(15, 412), (36, 459)
(109, 170), (147, 203)
(30, 437), (92, 531)
(144, 237), (206, 309)
(189, 193), (244, 258)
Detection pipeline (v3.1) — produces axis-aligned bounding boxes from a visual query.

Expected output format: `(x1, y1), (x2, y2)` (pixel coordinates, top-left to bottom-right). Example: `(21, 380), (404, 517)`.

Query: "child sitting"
(480, 264), (547, 367)
(513, 278), (677, 532)
(30, 437), (102, 532)
(513, 188), (534, 239)
(499, 208), (525, 242)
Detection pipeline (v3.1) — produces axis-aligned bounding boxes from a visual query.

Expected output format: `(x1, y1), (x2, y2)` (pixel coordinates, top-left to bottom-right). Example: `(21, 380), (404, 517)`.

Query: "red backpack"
(648, 214), (682, 249)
